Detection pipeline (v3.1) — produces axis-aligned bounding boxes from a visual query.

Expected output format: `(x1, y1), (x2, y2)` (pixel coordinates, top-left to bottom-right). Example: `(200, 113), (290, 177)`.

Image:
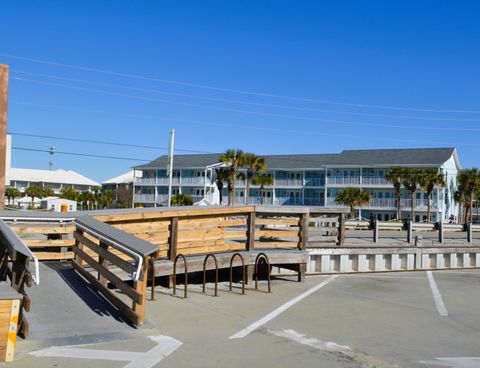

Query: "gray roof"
(133, 148), (456, 170)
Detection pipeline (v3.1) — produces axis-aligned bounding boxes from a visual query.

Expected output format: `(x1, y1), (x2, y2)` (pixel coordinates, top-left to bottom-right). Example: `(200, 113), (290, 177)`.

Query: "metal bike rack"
(254, 253), (271, 293)
(229, 252), (246, 295)
(202, 253), (219, 297)
(173, 254), (188, 299)
(149, 258), (156, 301)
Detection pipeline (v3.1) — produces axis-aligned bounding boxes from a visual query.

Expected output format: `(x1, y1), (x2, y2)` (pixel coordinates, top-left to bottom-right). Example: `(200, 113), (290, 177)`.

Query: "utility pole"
(48, 146), (55, 170)
(167, 129), (175, 207)
(0, 65), (9, 210)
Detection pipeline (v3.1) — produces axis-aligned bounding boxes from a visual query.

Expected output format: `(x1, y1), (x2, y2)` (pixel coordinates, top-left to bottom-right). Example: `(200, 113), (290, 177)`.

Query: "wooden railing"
(72, 216), (157, 326)
(94, 206), (314, 261)
(0, 220), (39, 338)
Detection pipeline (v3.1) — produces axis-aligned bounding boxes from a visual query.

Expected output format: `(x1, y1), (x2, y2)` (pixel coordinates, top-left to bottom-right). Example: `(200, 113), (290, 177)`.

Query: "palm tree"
(402, 168), (422, 222)
(251, 173), (274, 205)
(242, 153), (266, 205)
(335, 187), (371, 219)
(419, 169), (446, 222)
(219, 149), (245, 206)
(385, 167), (405, 221)
(5, 187), (20, 205)
(40, 187), (55, 199)
(60, 186), (79, 201)
(457, 168), (480, 224)
(99, 189), (115, 209)
(25, 186), (43, 208)
(79, 191), (94, 210)
(215, 167), (231, 205)
(171, 193), (193, 206)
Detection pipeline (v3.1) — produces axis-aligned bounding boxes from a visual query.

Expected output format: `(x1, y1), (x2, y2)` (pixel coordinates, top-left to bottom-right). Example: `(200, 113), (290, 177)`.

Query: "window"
(69, 205), (73, 210)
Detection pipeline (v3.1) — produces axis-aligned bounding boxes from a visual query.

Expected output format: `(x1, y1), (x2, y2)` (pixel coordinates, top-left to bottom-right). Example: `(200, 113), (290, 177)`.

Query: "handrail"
(73, 221), (144, 281)
(0, 220), (39, 286)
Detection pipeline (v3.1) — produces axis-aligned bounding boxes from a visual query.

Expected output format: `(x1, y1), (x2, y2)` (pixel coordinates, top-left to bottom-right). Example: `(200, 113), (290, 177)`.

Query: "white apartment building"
(133, 148), (461, 222)
(8, 168), (100, 194)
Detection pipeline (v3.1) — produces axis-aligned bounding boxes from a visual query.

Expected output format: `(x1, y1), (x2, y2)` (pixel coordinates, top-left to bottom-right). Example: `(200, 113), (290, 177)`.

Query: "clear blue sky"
(1, 1), (479, 182)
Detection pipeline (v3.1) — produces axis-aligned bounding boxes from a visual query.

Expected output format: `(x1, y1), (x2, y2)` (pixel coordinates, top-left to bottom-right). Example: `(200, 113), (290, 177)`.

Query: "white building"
(8, 168), (100, 194)
(132, 147), (461, 222)
(40, 197), (77, 212)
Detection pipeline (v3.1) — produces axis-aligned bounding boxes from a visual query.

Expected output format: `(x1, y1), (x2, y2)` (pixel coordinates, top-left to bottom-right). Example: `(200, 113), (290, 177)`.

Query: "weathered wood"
(256, 229), (300, 238)
(337, 214), (345, 246)
(73, 247), (142, 304)
(169, 217), (178, 261)
(72, 260), (140, 325)
(22, 239), (75, 248)
(34, 252), (74, 261)
(10, 224), (74, 235)
(255, 241), (299, 249)
(73, 232), (136, 275)
(300, 213), (309, 250)
(132, 257), (149, 324)
(255, 218), (300, 226)
(95, 206), (255, 223)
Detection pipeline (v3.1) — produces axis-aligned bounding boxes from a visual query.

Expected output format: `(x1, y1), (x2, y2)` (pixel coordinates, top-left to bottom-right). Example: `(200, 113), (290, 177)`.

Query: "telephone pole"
(48, 146), (55, 170)
(167, 129), (175, 207)
(0, 65), (9, 210)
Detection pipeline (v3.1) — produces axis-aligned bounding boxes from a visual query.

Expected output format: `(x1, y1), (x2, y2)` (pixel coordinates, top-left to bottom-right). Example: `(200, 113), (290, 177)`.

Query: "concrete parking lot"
(9, 267), (480, 368)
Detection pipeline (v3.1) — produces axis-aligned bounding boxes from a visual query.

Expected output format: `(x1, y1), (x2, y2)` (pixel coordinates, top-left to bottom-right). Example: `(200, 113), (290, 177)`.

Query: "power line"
(10, 70), (480, 123)
(9, 102), (479, 147)
(2, 52), (480, 114)
(12, 77), (480, 132)
(8, 132), (212, 154)
(12, 146), (150, 162)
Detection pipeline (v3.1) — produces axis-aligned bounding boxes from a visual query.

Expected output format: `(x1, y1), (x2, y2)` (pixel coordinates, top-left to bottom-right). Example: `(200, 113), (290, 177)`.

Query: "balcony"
(135, 178), (157, 185)
(133, 194), (155, 202)
(362, 177), (390, 186)
(304, 178), (325, 187)
(274, 179), (303, 187)
(327, 177), (361, 185)
(180, 177), (207, 186)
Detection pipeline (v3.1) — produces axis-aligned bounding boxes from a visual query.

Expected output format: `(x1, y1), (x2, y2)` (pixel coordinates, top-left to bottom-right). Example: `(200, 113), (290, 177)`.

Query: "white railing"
(362, 177), (390, 185)
(156, 177), (181, 185)
(180, 177), (207, 185)
(328, 177), (361, 185)
(274, 179), (303, 187)
(156, 195), (170, 203)
(304, 178), (325, 187)
(135, 178), (157, 185)
(133, 194), (155, 202)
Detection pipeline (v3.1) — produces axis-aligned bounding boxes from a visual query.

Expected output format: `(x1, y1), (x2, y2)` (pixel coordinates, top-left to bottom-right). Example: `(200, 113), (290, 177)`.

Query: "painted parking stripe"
(426, 271), (448, 317)
(229, 275), (337, 339)
(30, 335), (182, 368)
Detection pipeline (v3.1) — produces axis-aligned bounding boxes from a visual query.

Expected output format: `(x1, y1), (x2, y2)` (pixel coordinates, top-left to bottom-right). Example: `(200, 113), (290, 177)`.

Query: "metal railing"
(328, 177), (361, 185)
(274, 179), (303, 187)
(361, 177), (390, 185)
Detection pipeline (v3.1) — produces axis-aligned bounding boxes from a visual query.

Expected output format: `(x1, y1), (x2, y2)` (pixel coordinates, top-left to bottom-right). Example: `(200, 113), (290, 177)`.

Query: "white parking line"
(426, 271), (448, 317)
(229, 275), (337, 339)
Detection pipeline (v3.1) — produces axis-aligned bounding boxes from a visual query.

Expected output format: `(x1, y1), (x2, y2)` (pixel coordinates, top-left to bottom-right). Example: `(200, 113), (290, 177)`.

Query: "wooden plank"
(73, 232), (136, 275)
(254, 241), (299, 249)
(300, 213), (308, 250)
(256, 230), (301, 238)
(72, 260), (140, 325)
(178, 218), (247, 230)
(177, 228), (227, 242)
(256, 218), (300, 226)
(95, 206), (255, 223)
(73, 247), (142, 304)
(112, 221), (170, 234)
(10, 224), (74, 235)
(5, 299), (19, 362)
(23, 239), (75, 248)
(177, 239), (227, 249)
(132, 257), (149, 325)
(179, 243), (245, 256)
(34, 252), (74, 260)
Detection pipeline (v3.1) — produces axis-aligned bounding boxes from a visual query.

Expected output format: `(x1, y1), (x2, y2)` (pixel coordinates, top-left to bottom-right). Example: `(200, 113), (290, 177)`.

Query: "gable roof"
(9, 168), (100, 186)
(133, 147), (457, 170)
(102, 171), (137, 185)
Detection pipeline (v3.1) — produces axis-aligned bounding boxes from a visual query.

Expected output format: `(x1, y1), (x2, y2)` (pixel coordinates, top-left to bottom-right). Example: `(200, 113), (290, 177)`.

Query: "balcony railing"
(361, 177), (390, 185)
(328, 177), (361, 185)
(180, 177), (207, 185)
(274, 179), (303, 187)
(133, 194), (155, 202)
(136, 177), (207, 186)
(304, 178), (325, 187)
(327, 197), (437, 210)
(135, 178), (157, 185)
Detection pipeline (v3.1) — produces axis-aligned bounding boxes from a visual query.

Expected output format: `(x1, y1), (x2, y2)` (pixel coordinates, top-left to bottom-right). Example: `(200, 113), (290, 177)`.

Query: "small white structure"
(17, 196), (41, 209)
(40, 197), (77, 212)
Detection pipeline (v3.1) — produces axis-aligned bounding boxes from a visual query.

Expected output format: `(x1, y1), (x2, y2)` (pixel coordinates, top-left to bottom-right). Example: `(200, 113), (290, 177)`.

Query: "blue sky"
(1, 1), (479, 182)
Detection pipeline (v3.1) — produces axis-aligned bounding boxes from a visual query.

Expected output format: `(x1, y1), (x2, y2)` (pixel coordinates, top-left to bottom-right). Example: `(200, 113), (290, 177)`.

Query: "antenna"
(48, 146), (55, 170)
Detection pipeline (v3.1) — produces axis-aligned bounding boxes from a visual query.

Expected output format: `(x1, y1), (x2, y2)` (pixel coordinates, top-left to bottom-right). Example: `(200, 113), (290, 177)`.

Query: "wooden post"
(98, 240), (109, 287)
(407, 220), (412, 244)
(467, 222), (472, 243)
(337, 213), (345, 246)
(0, 65), (9, 210)
(132, 256), (149, 325)
(438, 221), (444, 243)
(246, 212), (255, 251)
(168, 217), (178, 261)
(373, 220), (379, 243)
(299, 213), (309, 250)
